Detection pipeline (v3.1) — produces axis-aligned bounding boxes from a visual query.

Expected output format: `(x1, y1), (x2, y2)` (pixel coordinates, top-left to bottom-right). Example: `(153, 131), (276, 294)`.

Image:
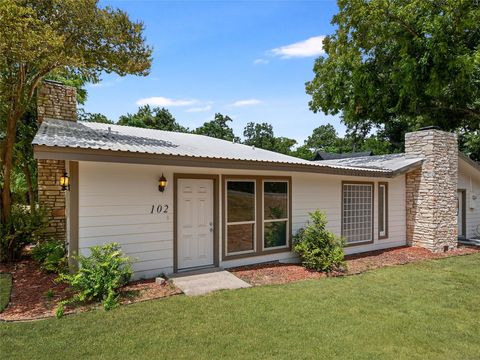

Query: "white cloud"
(270, 35), (325, 58)
(185, 105), (212, 113)
(136, 96), (198, 107)
(231, 99), (262, 107)
(253, 58), (269, 65)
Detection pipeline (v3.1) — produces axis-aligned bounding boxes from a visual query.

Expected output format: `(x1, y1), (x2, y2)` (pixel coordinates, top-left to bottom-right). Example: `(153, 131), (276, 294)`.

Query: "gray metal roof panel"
(319, 153), (424, 172)
(33, 119), (422, 175)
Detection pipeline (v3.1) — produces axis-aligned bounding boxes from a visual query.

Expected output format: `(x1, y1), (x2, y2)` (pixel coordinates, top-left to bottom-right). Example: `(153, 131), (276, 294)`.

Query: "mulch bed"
(2, 246), (479, 321)
(0, 258), (181, 322)
(231, 246), (480, 286)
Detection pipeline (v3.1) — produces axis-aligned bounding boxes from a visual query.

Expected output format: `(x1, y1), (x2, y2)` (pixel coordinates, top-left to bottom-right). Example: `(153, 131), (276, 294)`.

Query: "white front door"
(458, 190), (464, 238)
(177, 179), (214, 270)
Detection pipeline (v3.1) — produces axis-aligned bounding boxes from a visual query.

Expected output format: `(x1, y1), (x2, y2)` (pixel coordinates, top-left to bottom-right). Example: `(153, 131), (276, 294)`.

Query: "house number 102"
(151, 204), (169, 214)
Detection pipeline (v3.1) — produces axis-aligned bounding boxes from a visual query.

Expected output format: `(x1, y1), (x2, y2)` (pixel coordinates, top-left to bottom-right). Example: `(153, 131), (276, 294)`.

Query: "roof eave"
(34, 145), (400, 178)
(458, 151), (480, 173)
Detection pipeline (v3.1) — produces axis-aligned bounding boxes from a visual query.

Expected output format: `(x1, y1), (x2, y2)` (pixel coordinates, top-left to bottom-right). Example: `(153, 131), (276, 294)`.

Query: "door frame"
(173, 173), (219, 272)
(458, 189), (467, 239)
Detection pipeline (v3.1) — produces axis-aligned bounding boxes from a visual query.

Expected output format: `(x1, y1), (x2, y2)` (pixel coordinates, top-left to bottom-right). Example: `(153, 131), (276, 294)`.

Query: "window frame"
(225, 179), (257, 256)
(262, 179), (290, 251)
(378, 182), (389, 239)
(222, 175), (292, 260)
(341, 181), (375, 247)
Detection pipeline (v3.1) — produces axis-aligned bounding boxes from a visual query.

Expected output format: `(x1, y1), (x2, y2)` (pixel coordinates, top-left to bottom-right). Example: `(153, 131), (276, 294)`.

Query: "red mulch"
(231, 246), (480, 286)
(0, 258), (181, 322)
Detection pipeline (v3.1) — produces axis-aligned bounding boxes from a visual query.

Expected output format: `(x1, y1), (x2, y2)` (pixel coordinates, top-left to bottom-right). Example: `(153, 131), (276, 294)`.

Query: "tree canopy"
(306, 0), (480, 158)
(0, 0), (152, 260)
(117, 105), (188, 132)
(243, 122), (297, 155)
(195, 113), (240, 142)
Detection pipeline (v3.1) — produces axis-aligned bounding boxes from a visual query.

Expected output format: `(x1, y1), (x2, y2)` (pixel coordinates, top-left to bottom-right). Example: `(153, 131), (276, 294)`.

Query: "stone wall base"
(38, 159), (66, 242)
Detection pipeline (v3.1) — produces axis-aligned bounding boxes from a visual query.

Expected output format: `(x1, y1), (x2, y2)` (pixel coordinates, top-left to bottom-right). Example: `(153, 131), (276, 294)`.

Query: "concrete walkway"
(171, 270), (251, 296)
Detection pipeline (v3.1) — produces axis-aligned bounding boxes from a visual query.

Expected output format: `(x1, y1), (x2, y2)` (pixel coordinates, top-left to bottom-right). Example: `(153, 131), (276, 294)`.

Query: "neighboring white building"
(33, 82), (480, 279)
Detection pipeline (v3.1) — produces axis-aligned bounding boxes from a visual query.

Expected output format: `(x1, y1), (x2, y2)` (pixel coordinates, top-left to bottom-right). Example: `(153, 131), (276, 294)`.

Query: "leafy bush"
(293, 210), (345, 272)
(0, 205), (48, 261)
(31, 240), (67, 273)
(56, 243), (132, 317)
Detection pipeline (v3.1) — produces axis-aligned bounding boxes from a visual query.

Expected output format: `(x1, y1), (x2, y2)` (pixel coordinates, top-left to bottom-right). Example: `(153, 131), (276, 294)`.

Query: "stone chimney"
(405, 127), (458, 252)
(36, 80), (77, 242)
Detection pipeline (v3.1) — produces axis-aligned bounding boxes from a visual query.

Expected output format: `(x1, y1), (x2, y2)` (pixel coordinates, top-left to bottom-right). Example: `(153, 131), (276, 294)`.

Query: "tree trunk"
(1, 102), (24, 262)
(23, 163), (35, 211)
(1, 111), (20, 225)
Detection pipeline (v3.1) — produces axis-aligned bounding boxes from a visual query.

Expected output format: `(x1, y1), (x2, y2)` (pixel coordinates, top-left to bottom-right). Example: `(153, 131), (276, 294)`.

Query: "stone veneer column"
(37, 80), (77, 242)
(405, 129), (458, 252)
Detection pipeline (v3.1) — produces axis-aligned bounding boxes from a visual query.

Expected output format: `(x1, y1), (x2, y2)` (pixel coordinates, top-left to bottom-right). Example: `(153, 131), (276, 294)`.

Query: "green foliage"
(459, 129), (480, 161)
(292, 124), (397, 160)
(293, 210), (345, 272)
(31, 240), (67, 273)
(0, 273), (12, 313)
(304, 124), (339, 153)
(0, 1), (153, 260)
(77, 109), (113, 124)
(306, 0), (480, 153)
(243, 122), (297, 155)
(57, 243), (132, 316)
(118, 105), (188, 131)
(44, 289), (55, 301)
(0, 206), (48, 261)
(196, 113), (240, 141)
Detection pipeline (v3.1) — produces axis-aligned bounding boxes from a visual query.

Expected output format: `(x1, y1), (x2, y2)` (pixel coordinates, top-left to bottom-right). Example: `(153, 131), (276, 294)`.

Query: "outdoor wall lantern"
(158, 174), (168, 193)
(60, 172), (70, 191)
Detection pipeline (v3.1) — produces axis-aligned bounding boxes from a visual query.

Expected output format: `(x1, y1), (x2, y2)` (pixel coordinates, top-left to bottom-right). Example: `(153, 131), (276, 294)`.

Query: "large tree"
(306, 0), (480, 155)
(0, 0), (152, 259)
(195, 113), (240, 142)
(117, 105), (188, 132)
(243, 122), (297, 155)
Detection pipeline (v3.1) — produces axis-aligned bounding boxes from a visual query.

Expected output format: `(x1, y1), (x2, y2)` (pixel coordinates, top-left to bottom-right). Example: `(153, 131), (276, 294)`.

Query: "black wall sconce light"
(60, 172), (70, 191)
(158, 174), (168, 192)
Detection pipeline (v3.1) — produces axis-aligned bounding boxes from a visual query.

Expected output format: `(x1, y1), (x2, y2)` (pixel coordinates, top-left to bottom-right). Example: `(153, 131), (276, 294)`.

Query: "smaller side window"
(378, 183), (388, 239)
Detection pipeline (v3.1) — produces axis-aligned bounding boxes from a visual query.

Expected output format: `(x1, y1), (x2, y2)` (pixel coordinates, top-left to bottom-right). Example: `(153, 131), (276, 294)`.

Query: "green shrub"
(293, 210), (345, 272)
(56, 243), (132, 317)
(31, 240), (67, 273)
(0, 205), (48, 261)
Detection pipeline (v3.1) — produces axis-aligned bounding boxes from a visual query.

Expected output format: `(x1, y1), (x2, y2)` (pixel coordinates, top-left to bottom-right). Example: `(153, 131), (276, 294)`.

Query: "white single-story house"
(33, 81), (480, 279)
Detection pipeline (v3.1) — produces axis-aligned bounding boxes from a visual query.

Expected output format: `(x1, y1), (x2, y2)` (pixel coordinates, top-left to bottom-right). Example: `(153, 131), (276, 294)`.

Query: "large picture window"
(224, 176), (291, 258)
(342, 182), (373, 245)
(226, 180), (256, 254)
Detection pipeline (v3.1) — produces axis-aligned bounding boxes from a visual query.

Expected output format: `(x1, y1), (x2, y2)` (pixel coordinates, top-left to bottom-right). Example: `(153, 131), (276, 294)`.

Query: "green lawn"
(2, 254), (480, 360)
(0, 273), (12, 313)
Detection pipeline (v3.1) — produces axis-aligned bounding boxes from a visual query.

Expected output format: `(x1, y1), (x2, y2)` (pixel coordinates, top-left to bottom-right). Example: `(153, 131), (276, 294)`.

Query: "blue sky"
(85, 0), (344, 144)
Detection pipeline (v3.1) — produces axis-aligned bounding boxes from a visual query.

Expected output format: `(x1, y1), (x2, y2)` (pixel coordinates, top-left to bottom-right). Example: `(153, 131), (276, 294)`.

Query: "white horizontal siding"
(291, 173), (406, 254)
(458, 160), (480, 239)
(78, 162), (407, 279)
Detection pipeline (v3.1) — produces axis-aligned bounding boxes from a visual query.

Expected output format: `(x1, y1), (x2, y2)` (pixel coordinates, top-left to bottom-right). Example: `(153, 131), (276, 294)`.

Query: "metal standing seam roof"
(32, 119), (423, 176)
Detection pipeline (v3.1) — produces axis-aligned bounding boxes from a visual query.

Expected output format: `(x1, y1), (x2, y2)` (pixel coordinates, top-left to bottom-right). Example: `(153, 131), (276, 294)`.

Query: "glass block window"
(342, 183), (373, 244)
